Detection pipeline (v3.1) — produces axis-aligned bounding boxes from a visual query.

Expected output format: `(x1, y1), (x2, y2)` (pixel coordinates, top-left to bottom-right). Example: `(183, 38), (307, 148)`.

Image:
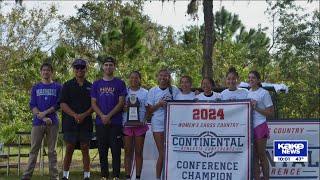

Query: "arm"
(147, 101), (165, 114)
(255, 105), (274, 118)
(91, 98), (104, 118)
(107, 96), (125, 118)
(61, 103), (77, 119)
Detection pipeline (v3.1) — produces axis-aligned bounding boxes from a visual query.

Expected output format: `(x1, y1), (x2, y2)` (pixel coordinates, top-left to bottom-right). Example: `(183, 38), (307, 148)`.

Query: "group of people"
(21, 56), (274, 180)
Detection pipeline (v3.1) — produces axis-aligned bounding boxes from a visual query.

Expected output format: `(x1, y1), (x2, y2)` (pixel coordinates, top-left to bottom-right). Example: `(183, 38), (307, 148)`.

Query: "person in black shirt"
(60, 59), (93, 180)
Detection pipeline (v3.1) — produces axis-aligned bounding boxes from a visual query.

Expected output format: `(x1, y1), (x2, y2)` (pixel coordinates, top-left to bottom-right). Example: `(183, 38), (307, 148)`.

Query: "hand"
(194, 90), (200, 95)
(101, 114), (111, 125)
(37, 111), (47, 119)
(251, 100), (257, 110)
(157, 99), (167, 108)
(123, 103), (128, 112)
(74, 113), (86, 124)
(43, 117), (52, 125)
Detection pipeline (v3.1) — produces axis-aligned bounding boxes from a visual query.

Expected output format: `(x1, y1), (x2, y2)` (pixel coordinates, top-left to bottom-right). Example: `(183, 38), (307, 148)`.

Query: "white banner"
(267, 120), (320, 180)
(164, 101), (252, 180)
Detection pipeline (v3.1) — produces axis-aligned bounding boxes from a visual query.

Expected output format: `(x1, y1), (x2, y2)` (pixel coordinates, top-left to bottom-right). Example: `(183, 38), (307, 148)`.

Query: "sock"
(84, 171), (90, 178)
(63, 171), (69, 178)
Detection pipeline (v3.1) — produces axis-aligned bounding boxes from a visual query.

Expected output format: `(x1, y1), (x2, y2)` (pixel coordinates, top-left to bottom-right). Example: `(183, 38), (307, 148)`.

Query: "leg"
(80, 142), (90, 172)
(46, 125), (59, 180)
(124, 135), (134, 178)
(134, 135), (145, 178)
(63, 142), (75, 171)
(253, 143), (261, 180)
(256, 138), (269, 180)
(96, 125), (109, 178)
(109, 125), (122, 178)
(153, 132), (164, 179)
(22, 126), (45, 179)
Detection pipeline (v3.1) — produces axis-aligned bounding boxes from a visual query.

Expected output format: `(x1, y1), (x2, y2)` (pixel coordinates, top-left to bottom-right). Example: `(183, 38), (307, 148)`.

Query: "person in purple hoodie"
(22, 62), (61, 180)
(91, 56), (127, 180)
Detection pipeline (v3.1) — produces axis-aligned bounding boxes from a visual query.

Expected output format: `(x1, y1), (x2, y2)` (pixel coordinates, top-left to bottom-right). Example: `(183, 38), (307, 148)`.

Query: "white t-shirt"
(221, 88), (248, 100)
(195, 92), (221, 101)
(176, 91), (196, 100)
(247, 87), (273, 128)
(122, 87), (148, 124)
(147, 86), (180, 132)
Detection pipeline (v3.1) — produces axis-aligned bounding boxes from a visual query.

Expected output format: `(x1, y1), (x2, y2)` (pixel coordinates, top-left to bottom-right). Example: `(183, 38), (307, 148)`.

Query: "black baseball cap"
(98, 56), (116, 65)
(72, 58), (87, 67)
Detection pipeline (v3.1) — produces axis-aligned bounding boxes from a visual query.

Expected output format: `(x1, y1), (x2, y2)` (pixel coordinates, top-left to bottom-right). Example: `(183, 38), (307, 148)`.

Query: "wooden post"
(18, 135), (21, 175)
(6, 146), (10, 176)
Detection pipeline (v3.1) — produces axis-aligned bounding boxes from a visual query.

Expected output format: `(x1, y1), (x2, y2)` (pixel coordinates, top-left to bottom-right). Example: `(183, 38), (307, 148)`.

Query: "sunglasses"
(74, 65), (86, 70)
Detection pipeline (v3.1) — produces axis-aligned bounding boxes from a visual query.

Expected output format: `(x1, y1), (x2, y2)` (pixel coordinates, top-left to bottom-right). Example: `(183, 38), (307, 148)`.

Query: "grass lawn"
(0, 145), (126, 180)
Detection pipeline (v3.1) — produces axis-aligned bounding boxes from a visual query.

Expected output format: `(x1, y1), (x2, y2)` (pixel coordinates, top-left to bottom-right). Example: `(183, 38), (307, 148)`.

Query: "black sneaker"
(62, 177), (68, 180)
(84, 178), (90, 180)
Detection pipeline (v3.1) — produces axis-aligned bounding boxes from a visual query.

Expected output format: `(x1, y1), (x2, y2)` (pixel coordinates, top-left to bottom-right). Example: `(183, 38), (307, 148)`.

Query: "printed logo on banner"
(171, 131), (245, 157)
(273, 140), (308, 162)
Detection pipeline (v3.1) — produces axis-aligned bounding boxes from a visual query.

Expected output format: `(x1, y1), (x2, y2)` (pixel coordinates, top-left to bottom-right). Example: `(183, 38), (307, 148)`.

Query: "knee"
(158, 151), (164, 158)
(124, 149), (132, 157)
(66, 144), (75, 152)
(80, 143), (89, 150)
(135, 150), (143, 158)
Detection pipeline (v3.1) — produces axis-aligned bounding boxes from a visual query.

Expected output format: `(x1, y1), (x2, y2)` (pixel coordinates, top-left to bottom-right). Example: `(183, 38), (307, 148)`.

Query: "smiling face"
(180, 77), (192, 93)
(157, 70), (170, 88)
(73, 65), (87, 78)
(201, 78), (213, 94)
(103, 62), (115, 76)
(40, 65), (53, 80)
(129, 72), (141, 89)
(226, 72), (238, 90)
(248, 73), (260, 89)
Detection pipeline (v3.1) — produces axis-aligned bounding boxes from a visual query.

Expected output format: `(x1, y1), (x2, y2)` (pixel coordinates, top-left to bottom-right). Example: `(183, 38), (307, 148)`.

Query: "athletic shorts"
(151, 119), (165, 132)
(254, 122), (270, 140)
(123, 125), (149, 136)
(63, 131), (92, 144)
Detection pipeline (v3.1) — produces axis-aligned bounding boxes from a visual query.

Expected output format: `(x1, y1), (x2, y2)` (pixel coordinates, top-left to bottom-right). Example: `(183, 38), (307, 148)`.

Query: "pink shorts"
(123, 125), (149, 137)
(254, 122), (270, 140)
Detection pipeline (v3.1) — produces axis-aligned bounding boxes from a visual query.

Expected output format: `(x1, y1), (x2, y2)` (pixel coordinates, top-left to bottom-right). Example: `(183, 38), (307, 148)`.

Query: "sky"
(2, 0), (318, 38)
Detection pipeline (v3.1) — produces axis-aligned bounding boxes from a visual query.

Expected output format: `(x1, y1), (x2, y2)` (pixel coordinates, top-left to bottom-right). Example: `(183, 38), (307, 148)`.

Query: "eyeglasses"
(74, 65), (86, 70)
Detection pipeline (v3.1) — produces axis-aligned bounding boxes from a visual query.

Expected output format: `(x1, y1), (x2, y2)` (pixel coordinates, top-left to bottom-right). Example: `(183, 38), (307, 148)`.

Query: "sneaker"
(100, 177), (107, 180)
(61, 177), (68, 180)
(84, 178), (90, 180)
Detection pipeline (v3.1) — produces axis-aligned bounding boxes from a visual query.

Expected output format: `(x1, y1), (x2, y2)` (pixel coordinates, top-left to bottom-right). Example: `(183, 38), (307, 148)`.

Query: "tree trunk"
(202, 0), (214, 78)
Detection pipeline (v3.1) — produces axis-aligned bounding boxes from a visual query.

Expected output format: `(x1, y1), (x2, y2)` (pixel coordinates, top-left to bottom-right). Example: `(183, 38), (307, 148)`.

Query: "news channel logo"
(273, 140), (308, 162)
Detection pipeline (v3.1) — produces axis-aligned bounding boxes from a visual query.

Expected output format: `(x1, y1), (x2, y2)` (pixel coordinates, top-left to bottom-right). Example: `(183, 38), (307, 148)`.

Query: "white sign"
(164, 101), (252, 180)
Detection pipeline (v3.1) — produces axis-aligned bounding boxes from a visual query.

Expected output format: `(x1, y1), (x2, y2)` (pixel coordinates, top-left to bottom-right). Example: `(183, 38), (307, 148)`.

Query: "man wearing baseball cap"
(91, 56), (127, 179)
(60, 58), (93, 180)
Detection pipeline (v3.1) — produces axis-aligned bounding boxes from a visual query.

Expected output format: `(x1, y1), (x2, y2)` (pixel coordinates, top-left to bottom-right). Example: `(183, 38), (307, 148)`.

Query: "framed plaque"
(125, 94), (143, 126)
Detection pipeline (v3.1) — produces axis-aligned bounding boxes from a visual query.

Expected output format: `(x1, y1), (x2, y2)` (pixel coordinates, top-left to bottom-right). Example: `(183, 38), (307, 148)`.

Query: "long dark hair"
(249, 70), (262, 87)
